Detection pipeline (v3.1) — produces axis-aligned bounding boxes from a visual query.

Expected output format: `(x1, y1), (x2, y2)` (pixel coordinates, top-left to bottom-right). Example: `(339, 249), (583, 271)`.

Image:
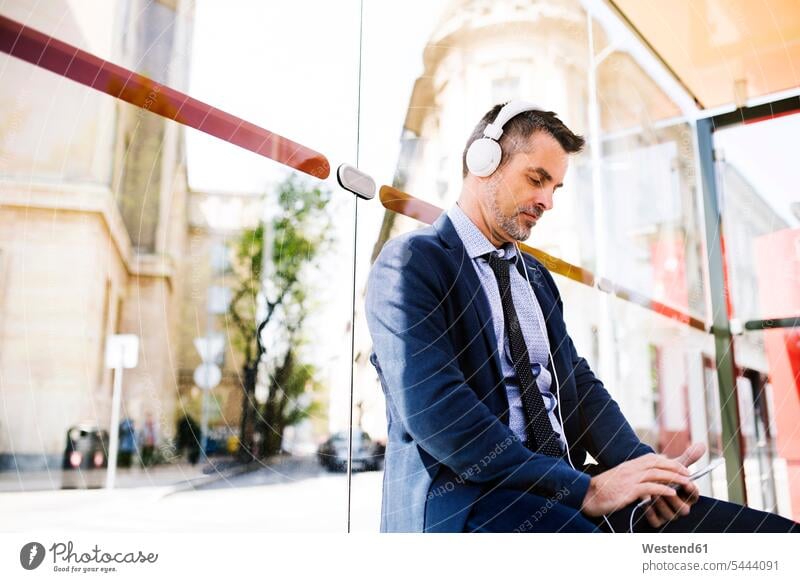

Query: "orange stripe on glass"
(0, 15), (330, 180)
(379, 185), (708, 333)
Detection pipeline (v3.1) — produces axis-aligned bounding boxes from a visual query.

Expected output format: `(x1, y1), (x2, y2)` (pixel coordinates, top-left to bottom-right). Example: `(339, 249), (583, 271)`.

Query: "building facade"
(0, 0), (254, 470)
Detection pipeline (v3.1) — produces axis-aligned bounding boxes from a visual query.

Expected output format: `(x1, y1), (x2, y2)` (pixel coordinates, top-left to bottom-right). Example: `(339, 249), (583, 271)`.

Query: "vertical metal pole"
(201, 377), (209, 460)
(201, 286), (212, 461)
(695, 117), (747, 504)
(345, 0), (365, 534)
(105, 364), (123, 489)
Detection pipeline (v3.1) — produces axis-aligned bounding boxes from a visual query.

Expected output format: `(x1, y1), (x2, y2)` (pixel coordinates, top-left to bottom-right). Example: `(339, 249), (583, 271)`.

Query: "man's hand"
(581, 452), (691, 517)
(642, 442), (706, 528)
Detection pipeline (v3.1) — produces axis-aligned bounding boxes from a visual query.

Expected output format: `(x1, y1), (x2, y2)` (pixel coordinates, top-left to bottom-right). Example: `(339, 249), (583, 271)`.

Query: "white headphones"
(465, 100), (543, 177)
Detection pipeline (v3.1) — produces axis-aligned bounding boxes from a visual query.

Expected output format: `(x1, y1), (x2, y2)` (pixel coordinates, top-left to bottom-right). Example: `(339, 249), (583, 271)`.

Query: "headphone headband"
(466, 100), (544, 178)
(484, 100), (542, 140)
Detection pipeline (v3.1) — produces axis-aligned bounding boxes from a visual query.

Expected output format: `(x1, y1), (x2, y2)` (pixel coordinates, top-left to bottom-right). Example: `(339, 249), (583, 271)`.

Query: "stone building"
(0, 0), (255, 469)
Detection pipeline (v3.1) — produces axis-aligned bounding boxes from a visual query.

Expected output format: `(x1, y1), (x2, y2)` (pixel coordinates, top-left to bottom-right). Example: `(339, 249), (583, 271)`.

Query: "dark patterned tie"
(485, 251), (563, 457)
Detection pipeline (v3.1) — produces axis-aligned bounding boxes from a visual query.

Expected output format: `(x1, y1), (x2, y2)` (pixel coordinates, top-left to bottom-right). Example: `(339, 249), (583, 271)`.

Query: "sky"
(714, 113), (800, 227)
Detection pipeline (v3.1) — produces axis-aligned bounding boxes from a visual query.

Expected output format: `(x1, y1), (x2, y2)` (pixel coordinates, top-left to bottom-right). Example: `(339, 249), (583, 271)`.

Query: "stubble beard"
(487, 181), (540, 241)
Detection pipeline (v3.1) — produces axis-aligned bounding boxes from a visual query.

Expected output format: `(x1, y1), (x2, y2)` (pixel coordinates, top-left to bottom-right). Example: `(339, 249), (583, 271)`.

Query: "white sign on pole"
(194, 334), (225, 364)
(105, 335), (140, 369)
(194, 363), (222, 390)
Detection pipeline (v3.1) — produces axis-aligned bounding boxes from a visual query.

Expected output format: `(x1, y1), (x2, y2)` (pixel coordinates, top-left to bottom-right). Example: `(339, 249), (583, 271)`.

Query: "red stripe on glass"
(0, 14), (330, 180)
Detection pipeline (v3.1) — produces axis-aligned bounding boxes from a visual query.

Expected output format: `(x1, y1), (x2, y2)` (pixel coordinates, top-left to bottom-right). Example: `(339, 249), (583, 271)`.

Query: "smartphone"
(669, 457), (724, 490)
(688, 457), (724, 481)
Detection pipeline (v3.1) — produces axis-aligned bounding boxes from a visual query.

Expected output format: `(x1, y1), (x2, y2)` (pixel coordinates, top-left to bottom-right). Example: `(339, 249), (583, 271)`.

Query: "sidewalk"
(0, 465), (382, 533)
(0, 457), (259, 493)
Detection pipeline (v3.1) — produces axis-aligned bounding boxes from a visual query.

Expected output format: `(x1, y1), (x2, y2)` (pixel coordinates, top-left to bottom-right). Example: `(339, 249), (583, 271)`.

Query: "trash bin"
(61, 424), (108, 489)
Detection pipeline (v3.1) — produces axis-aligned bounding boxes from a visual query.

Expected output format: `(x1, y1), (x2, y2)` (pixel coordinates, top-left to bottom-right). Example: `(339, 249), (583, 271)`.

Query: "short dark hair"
(461, 102), (585, 178)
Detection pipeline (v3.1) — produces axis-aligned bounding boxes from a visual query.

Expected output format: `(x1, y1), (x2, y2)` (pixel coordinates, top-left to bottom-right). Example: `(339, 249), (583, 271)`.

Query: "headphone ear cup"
(466, 138), (502, 177)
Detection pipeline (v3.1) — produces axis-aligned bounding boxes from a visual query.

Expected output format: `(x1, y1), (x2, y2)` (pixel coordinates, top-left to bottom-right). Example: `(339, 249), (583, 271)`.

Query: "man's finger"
(640, 482), (679, 499)
(642, 468), (691, 486)
(677, 442), (707, 467)
(644, 505), (664, 529)
(679, 481), (700, 504)
(664, 491), (690, 517)
(654, 497), (678, 522)
(645, 454), (690, 476)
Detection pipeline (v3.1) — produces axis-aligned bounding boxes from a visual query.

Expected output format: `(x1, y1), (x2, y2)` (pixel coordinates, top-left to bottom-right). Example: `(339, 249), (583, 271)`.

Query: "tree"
(226, 175), (333, 461)
(258, 333), (325, 457)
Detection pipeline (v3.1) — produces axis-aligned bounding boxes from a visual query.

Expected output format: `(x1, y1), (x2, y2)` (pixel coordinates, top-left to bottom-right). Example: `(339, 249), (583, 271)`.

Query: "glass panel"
(714, 114), (800, 517)
(715, 114), (800, 322)
(0, 0), (360, 532)
(587, 15), (712, 476)
(558, 277), (715, 469)
(352, 0), (716, 531)
(590, 13), (708, 322)
(598, 122), (707, 319)
(350, 0), (451, 532)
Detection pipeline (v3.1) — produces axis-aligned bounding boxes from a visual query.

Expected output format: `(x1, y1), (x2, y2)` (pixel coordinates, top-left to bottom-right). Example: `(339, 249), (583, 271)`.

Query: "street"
(0, 457), (383, 533)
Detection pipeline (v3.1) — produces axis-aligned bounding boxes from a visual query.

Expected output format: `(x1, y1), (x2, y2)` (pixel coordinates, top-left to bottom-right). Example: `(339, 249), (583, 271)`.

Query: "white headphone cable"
(630, 497), (651, 533)
(515, 241), (617, 533)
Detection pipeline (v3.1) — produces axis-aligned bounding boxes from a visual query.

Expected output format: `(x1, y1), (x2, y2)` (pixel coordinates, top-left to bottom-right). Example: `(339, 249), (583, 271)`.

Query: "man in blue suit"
(365, 101), (800, 533)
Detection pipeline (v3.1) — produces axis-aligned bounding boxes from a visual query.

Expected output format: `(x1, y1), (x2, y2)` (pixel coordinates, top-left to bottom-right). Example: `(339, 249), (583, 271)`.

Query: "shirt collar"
(446, 202), (518, 263)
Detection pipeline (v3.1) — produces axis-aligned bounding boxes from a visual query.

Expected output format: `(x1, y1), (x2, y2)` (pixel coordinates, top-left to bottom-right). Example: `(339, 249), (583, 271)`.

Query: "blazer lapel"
(431, 214), (576, 438)
(433, 213), (504, 386)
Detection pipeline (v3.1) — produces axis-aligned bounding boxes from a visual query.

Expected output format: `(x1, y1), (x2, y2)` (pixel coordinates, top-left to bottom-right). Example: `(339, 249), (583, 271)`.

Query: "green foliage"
(259, 343), (326, 456)
(228, 224), (264, 365)
(226, 175), (333, 457)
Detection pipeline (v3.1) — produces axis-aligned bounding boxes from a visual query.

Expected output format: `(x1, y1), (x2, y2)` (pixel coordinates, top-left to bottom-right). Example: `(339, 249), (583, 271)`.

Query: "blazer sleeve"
(536, 262), (655, 468)
(365, 237), (591, 509)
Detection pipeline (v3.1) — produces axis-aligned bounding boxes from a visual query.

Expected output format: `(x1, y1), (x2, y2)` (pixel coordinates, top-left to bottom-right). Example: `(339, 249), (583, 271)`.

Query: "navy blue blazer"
(365, 212), (653, 532)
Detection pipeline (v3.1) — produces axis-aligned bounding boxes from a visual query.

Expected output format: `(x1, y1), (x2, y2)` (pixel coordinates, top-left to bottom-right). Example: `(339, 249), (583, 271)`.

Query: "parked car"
(317, 429), (385, 473)
(61, 424), (108, 489)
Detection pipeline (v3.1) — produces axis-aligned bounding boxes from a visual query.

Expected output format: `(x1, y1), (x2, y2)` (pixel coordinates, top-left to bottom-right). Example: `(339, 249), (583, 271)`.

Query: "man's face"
(482, 131), (569, 242)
